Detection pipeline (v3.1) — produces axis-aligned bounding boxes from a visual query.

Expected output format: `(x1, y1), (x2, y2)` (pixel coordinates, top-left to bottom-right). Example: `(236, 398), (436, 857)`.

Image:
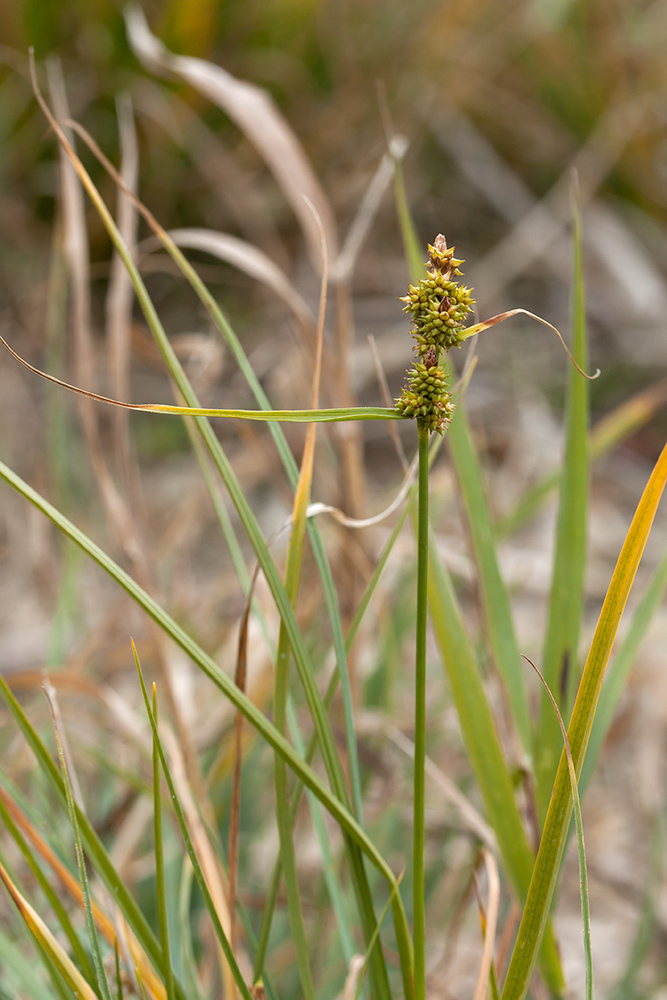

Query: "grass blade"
(501, 441), (667, 1000)
(535, 188), (590, 821)
(151, 686), (177, 1000)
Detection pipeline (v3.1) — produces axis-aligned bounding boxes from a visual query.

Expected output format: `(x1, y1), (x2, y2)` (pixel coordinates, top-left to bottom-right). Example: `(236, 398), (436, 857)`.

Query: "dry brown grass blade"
(125, 4), (338, 272)
(472, 849), (501, 1000)
(333, 136), (409, 284)
(105, 91), (140, 486)
(42, 674), (84, 809)
(0, 785), (167, 1000)
(462, 307), (600, 380)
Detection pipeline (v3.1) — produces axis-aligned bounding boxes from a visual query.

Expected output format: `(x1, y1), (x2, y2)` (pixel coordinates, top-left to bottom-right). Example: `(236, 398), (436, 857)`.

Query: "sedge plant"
(1, 42), (667, 1000)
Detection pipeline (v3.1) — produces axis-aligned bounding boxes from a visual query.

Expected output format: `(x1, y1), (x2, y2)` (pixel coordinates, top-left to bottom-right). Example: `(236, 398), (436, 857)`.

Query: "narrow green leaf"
(535, 191), (590, 821)
(501, 442), (667, 1000)
(152, 686), (177, 1000)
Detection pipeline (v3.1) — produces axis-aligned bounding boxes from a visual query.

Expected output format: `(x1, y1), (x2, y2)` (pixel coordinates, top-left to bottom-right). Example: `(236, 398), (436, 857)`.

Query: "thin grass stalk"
(152, 687), (177, 1000)
(413, 423), (430, 1000)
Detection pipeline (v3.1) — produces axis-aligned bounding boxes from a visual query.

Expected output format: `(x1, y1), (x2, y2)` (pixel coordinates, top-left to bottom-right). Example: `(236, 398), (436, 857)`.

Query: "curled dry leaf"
(125, 4), (338, 272)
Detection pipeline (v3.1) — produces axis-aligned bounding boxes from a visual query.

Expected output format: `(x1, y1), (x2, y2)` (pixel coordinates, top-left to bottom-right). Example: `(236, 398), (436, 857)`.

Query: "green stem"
(414, 422), (430, 1000)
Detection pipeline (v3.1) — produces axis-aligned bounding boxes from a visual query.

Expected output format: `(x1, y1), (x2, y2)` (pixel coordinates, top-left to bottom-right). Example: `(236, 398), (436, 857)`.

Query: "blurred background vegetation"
(2, 0), (667, 996)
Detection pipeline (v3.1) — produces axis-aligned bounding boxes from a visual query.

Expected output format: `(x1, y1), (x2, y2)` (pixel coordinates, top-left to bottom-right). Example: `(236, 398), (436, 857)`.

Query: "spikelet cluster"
(402, 235), (475, 355)
(394, 354), (455, 435)
(395, 235), (475, 434)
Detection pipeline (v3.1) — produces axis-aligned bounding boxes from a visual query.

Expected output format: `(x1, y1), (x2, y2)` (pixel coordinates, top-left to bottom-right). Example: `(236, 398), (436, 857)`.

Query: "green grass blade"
(391, 150), (424, 283)
(427, 539), (564, 995)
(0, 661), (187, 1000)
(272, 462), (317, 1000)
(0, 859), (97, 1000)
(151, 686), (177, 1000)
(535, 192), (590, 821)
(501, 442), (667, 1000)
(446, 409), (533, 755)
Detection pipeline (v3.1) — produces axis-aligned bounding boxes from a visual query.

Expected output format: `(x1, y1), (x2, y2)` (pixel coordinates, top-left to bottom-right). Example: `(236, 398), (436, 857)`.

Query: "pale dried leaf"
(125, 4), (337, 271)
(162, 227), (315, 331)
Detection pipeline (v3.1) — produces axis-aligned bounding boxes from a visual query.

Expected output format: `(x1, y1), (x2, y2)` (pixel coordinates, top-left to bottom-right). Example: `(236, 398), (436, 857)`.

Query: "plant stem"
(414, 421), (430, 1000)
